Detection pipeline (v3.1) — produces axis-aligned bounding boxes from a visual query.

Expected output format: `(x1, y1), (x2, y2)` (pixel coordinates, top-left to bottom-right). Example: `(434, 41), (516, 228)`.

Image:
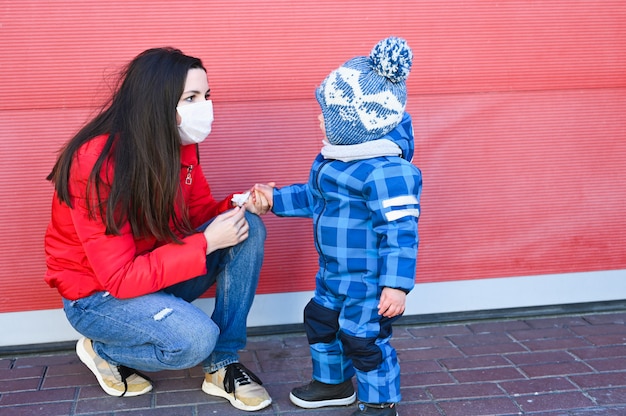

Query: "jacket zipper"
(185, 165), (193, 185)
(313, 159), (331, 269)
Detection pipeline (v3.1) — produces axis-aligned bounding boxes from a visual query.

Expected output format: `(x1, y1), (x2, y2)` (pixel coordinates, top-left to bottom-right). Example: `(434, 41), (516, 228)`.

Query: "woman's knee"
(245, 212), (266, 243)
(156, 316), (219, 369)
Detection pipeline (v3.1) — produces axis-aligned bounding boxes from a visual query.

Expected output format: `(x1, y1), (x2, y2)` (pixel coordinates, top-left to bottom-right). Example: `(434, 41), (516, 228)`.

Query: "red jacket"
(44, 134), (234, 300)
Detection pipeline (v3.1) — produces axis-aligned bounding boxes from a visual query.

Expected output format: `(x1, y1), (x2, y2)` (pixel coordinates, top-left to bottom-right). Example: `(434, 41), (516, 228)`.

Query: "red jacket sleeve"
(69, 202), (209, 299)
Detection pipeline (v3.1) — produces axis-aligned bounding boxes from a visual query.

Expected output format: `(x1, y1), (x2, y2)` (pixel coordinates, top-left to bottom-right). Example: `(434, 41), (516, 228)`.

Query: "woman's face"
(176, 68), (210, 124)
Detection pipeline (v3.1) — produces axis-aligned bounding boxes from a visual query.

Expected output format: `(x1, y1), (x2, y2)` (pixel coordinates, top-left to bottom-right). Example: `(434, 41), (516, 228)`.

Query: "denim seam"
(204, 357), (239, 374)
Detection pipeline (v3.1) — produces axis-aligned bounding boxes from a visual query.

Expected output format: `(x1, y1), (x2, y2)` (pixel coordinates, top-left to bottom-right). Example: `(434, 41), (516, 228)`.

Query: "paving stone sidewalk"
(2, 311), (626, 415)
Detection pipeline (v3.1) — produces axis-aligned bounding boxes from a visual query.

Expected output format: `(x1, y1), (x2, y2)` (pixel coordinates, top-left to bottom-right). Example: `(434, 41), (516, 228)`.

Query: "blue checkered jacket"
(272, 113), (421, 295)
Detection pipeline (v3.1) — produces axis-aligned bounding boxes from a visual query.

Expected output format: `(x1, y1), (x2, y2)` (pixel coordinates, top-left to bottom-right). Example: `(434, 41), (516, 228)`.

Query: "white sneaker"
(202, 362), (272, 411)
(76, 337), (152, 397)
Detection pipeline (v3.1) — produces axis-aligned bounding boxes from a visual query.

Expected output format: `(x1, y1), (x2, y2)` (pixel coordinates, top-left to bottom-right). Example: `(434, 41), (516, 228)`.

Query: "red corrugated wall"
(1, 1), (625, 313)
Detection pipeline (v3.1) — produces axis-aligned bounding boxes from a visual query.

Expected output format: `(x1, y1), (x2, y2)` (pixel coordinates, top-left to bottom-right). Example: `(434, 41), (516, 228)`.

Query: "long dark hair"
(47, 47), (205, 242)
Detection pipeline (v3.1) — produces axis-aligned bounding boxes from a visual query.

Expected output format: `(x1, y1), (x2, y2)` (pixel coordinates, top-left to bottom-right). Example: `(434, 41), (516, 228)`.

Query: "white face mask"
(176, 100), (214, 145)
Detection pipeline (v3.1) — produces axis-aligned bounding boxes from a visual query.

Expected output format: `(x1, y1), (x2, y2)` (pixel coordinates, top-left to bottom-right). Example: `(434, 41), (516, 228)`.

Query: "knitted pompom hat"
(316, 36), (413, 145)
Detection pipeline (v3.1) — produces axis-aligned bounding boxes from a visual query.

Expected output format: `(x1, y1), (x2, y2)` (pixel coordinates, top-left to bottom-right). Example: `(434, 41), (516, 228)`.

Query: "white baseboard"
(1, 269), (624, 348)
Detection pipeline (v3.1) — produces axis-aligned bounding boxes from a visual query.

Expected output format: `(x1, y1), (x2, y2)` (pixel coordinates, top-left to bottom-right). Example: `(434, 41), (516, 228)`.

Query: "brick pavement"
(1, 311), (626, 415)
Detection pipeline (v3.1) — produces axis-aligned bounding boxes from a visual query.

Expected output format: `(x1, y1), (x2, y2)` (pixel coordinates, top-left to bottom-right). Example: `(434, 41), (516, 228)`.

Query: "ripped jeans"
(62, 211), (265, 374)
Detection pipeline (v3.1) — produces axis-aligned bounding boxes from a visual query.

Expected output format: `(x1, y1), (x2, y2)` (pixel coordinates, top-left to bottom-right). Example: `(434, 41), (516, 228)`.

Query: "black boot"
(289, 379), (356, 408)
(351, 401), (399, 416)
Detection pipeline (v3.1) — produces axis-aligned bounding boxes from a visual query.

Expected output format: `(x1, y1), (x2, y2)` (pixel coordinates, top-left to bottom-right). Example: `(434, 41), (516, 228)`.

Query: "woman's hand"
(378, 287), (406, 318)
(235, 182), (275, 215)
(202, 207), (248, 254)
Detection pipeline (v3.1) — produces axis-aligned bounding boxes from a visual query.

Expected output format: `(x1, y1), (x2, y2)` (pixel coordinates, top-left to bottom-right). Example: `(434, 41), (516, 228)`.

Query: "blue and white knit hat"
(316, 36), (413, 145)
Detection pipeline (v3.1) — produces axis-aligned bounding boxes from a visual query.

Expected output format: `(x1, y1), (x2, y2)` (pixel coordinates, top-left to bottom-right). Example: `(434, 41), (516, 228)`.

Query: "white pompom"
(370, 37), (413, 83)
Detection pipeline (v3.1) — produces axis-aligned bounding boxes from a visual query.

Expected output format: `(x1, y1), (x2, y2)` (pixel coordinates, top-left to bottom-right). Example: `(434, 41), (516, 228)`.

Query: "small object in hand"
(231, 191), (251, 207)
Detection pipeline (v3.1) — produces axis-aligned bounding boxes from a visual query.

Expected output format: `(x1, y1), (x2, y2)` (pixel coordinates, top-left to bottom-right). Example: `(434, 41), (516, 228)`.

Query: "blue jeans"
(63, 211), (265, 374)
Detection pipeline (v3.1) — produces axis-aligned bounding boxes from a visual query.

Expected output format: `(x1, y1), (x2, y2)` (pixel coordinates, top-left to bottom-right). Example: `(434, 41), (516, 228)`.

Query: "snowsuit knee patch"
(339, 332), (383, 372)
(304, 300), (340, 344)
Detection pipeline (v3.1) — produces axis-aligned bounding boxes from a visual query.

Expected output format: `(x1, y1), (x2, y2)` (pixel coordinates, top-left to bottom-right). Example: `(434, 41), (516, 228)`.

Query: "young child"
(256, 37), (421, 415)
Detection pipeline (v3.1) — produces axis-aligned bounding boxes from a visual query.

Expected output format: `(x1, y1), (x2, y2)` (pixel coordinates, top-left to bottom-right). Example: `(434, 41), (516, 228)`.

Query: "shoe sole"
(289, 391), (356, 409)
(76, 337), (152, 397)
(202, 380), (272, 412)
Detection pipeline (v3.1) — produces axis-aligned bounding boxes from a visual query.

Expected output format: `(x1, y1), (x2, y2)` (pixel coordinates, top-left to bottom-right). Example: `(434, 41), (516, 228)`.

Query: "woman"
(44, 47), (272, 412)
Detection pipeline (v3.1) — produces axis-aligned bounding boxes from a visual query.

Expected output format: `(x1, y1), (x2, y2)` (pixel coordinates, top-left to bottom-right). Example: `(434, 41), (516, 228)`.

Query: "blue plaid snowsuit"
(272, 113), (421, 404)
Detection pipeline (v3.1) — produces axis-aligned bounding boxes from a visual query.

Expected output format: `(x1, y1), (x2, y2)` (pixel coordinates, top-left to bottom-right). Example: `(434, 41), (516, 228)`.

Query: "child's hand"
(245, 188), (271, 215)
(253, 182), (276, 212)
(378, 287), (406, 318)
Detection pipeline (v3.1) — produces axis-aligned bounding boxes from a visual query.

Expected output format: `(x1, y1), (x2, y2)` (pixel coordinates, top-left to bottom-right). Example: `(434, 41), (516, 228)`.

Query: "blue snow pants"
(303, 279), (402, 404)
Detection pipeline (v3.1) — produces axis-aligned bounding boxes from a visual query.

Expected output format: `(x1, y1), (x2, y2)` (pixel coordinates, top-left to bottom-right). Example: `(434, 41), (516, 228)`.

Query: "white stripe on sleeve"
(385, 208), (420, 222)
(382, 195), (419, 208)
